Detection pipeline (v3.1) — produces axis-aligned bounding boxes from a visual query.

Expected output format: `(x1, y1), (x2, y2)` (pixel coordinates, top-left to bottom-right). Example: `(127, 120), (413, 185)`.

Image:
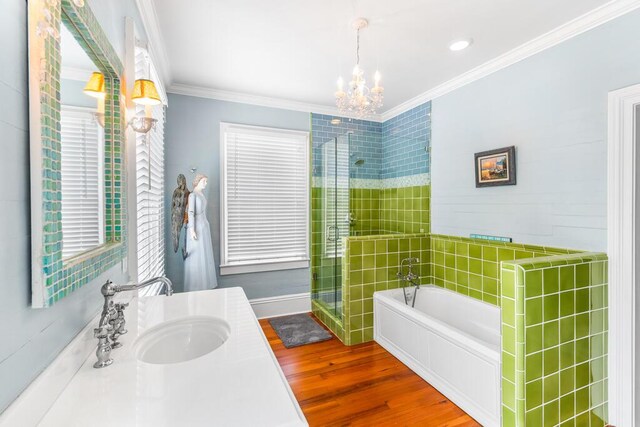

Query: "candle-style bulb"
(374, 70), (381, 86)
(337, 76), (344, 91)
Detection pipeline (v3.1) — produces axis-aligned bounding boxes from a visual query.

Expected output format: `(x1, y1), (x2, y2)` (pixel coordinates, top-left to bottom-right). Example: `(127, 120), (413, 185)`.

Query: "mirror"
(28, 0), (126, 307)
(60, 24), (105, 259)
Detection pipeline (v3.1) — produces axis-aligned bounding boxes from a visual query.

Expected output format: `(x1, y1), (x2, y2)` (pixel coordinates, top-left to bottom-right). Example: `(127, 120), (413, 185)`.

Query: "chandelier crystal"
(335, 18), (384, 118)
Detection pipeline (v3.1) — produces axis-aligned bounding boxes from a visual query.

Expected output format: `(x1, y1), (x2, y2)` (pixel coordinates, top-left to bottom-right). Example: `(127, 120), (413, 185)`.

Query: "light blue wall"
(0, 0), (145, 413)
(164, 94), (311, 299)
(61, 78), (95, 108)
(431, 9), (640, 252)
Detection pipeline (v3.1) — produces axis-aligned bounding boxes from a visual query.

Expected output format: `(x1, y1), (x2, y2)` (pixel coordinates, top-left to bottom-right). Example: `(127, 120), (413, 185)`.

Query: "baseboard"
(250, 292), (311, 319)
(0, 309), (102, 426)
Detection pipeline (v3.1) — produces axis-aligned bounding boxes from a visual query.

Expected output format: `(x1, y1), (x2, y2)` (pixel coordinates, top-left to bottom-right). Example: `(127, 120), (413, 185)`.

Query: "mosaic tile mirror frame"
(28, 0), (126, 307)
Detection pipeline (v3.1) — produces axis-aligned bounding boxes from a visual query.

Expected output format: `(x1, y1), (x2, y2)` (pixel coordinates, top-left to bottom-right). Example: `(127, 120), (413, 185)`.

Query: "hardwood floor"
(260, 316), (480, 427)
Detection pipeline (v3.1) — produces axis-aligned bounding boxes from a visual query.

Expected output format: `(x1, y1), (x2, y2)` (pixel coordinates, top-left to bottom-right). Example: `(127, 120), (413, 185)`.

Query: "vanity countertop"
(39, 287), (307, 427)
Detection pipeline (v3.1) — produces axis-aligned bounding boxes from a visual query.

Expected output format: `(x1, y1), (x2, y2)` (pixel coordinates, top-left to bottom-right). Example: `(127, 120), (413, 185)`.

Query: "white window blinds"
(135, 47), (166, 284)
(60, 105), (104, 259)
(221, 123), (309, 275)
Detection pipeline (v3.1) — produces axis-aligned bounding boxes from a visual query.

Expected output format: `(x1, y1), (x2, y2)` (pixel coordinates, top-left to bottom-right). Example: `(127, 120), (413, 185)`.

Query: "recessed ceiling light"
(330, 118), (342, 125)
(449, 39), (472, 52)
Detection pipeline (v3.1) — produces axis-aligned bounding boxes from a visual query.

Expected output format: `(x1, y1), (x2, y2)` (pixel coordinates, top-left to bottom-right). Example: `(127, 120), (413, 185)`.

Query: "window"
(220, 123), (309, 275)
(60, 105), (104, 259)
(135, 46), (166, 287)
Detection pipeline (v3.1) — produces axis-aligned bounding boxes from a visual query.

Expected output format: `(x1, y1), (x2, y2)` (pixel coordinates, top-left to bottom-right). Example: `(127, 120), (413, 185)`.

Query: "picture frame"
(474, 146), (516, 188)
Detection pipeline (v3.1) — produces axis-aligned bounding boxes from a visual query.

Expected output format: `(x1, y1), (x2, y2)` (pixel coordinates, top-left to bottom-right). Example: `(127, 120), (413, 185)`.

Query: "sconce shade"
(83, 72), (105, 99)
(131, 79), (162, 105)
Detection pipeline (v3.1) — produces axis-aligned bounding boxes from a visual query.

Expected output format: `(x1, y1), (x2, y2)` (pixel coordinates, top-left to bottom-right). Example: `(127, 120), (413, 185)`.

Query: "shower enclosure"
(311, 134), (350, 318)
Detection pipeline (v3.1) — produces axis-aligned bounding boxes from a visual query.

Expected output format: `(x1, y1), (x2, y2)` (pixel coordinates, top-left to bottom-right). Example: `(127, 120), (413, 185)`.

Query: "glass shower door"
(317, 135), (349, 317)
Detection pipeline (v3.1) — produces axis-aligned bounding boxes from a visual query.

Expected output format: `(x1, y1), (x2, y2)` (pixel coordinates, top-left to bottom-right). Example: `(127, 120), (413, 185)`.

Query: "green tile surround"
(380, 185), (430, 234)
(311, 299), (345, 342)
(350, 188), (381, 235)
(501, 253), (608, 427)
(429, 234), (581, 307)
(342, 233), (430, 345)
(312, 228), (609, 426)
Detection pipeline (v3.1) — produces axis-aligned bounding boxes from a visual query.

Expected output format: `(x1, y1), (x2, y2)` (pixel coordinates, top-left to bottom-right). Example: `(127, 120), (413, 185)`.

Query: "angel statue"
(184, 173), (217, 292)
(170, 174), (190, 254)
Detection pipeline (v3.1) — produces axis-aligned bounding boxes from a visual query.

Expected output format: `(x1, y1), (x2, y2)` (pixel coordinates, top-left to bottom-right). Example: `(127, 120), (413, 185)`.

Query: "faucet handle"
(94, 325), (111, 339)
(115, 302), (129, 311)
(93, 326), (114, 369)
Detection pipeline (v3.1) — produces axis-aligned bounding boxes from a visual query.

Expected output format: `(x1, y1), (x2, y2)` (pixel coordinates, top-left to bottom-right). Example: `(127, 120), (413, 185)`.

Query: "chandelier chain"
(356, 29), (360, 65)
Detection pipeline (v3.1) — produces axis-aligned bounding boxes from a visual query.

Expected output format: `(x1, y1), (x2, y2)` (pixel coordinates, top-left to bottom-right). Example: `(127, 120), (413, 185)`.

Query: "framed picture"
(474, 146), (516, 187)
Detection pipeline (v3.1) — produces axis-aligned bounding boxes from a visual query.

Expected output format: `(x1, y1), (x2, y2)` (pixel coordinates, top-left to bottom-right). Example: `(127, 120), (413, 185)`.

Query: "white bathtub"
(374, 286), (501, 427)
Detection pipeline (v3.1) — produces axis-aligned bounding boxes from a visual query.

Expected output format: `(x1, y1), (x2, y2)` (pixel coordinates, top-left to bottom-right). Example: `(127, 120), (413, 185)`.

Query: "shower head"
(354, 159), (365, 166)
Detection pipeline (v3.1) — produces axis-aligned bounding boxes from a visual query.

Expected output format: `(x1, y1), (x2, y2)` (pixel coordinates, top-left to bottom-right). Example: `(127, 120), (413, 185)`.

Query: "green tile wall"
(312, 299), (345, 342)
(350, 188), (381, 235)
(501, 253), (608, 426)
(428, 234), (580, 307)
(380, 185), (431, 234)
(342, 233), (430, 345)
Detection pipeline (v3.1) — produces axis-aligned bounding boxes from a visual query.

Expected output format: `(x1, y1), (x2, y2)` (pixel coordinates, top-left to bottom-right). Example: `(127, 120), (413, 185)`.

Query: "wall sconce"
(129, 78), (161, 134)
(83, 71), (106, 128)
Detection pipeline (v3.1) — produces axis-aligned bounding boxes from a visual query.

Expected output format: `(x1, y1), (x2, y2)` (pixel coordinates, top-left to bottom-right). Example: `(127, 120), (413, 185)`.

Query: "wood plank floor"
(260, 316), (481, 427)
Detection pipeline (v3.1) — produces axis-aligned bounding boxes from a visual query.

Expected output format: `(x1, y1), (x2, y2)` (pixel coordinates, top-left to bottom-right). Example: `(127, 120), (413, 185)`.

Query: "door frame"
(607, 83), (640, 426)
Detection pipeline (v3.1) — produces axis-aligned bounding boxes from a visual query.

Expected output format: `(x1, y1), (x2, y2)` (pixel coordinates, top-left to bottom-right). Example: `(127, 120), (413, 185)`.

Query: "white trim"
(607, 83), (640, 426)
(124, 17), (138, 280)
(381, 0), (640, 121)
(249, 292), (311, 319)
(134, 0), (172, 86)
(168, 83), (383, 122)
(220, 260), (310, 276)
(0, 308), (102, 426)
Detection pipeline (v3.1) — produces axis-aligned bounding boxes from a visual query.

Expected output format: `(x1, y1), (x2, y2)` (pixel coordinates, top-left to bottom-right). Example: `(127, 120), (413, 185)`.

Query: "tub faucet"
(94, 277), (173, 368)
(398, 257), (420, 287)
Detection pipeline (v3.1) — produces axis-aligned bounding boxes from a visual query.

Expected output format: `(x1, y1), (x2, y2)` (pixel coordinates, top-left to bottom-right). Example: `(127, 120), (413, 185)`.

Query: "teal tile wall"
(501, 253), (608, 426)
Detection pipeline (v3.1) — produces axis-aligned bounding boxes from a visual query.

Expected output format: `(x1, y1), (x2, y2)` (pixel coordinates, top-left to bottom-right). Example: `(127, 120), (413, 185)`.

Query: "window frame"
(219, 122), (310, 276)
(133, 46), (166, 293)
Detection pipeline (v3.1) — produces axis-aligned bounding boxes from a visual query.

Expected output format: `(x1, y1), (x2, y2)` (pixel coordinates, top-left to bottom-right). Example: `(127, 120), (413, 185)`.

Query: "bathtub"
(374, 286), (501, 427)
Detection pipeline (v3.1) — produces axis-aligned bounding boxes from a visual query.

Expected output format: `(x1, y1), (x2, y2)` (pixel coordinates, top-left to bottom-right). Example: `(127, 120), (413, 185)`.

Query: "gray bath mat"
(268, 314), (332, 348)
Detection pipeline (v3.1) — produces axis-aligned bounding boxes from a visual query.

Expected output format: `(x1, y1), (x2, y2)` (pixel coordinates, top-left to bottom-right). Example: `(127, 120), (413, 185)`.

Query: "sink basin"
(134, 316), (230, 364)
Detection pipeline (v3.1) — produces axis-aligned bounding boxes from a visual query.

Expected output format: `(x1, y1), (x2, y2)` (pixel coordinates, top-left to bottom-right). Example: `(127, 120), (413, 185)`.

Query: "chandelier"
(335, 18), (384, 118)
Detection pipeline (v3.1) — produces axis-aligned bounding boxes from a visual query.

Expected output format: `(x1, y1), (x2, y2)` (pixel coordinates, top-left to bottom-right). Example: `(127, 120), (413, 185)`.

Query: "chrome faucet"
(397, 257), (420, 287)
(94, 277), (173, 368)
(397, 258), (420, 307)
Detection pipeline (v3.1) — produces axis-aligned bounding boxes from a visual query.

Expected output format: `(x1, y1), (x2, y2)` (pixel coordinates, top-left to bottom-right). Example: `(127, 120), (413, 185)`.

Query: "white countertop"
(39, 287), (307, 427)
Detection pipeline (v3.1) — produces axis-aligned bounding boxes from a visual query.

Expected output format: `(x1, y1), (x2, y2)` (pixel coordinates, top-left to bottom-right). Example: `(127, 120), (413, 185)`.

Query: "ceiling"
(151, 0), (611, 113)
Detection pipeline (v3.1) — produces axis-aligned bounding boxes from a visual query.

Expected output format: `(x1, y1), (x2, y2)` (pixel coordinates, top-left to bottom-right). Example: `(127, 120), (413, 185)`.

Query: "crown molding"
(380, 0), (640, 121)
(168, 83), (383, 122)
(134, 0), (172, 86)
